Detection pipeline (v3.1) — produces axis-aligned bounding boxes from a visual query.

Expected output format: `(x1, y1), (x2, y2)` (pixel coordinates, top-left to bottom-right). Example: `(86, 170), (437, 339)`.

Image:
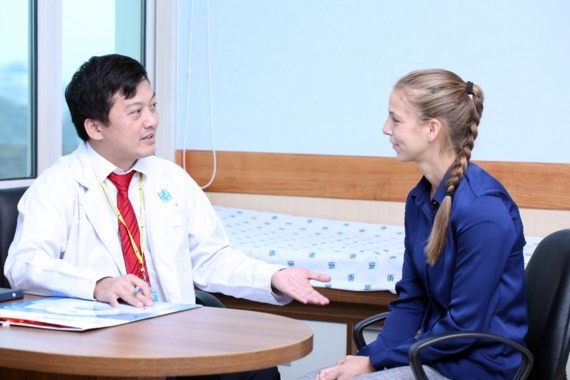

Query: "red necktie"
(107, 171), (149, 282)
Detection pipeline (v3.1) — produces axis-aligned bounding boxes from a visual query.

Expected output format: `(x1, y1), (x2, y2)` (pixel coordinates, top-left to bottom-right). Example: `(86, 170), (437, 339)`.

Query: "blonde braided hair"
(395, 69), (484, 265)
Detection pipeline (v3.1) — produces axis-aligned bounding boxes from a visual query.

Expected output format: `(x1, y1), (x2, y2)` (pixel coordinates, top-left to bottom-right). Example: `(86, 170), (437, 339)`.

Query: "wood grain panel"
(177, 150), (570, 210)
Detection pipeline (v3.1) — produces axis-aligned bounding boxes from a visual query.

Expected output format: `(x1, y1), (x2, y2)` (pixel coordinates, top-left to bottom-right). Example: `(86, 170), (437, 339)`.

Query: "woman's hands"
(317, 355), (375, 380)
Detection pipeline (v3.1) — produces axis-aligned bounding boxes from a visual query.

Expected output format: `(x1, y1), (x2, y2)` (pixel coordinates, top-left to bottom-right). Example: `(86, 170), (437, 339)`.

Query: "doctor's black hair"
(64, 54), (150, 142)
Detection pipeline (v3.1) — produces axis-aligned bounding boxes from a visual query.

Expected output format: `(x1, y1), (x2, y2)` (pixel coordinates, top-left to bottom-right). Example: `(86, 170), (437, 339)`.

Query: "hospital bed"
(213, 205), (542, 354)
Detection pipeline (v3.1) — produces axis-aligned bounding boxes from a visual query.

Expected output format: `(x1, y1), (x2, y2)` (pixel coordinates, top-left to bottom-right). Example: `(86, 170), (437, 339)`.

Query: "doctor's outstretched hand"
(271, 267), (331, 305)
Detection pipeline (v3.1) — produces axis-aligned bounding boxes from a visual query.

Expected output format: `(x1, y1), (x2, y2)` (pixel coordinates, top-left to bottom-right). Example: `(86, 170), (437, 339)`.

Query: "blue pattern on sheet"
(214, 206), (542, 293)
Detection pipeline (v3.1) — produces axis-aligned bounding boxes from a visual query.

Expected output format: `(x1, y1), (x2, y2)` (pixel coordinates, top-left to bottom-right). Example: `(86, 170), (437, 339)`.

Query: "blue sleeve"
(358, 210), (428, 369)
(358, 250), (428, 369)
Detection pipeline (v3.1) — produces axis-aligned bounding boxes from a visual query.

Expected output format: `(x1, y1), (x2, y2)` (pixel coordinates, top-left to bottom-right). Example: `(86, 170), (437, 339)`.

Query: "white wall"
(174, 0), (570, 164)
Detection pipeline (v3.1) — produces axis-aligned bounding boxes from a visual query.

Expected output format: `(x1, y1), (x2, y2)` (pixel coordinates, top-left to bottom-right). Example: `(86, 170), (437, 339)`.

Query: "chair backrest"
(194, 289), (225, 308)
(525, 229), (570, 380)
(0, 187), (28, 288)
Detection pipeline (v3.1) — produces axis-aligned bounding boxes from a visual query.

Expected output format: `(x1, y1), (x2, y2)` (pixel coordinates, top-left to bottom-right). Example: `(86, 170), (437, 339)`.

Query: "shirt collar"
(410, 166), (454, 211)
(85, 142), (149, 184)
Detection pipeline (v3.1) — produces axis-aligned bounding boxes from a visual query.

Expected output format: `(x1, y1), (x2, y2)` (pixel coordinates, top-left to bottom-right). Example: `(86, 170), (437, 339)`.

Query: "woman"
(306, 69), (528, 379)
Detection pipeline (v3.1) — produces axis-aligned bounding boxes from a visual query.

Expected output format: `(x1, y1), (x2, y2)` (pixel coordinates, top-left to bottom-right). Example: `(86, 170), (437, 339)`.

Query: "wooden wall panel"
(176, 150), (570, 210)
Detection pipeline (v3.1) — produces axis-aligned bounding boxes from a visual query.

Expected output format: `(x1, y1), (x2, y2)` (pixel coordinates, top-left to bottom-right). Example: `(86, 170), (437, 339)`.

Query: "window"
(0, 0), (35, 180)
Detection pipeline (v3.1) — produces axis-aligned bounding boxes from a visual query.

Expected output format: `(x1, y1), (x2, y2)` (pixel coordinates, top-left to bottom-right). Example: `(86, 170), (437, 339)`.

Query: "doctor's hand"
(94, 274), (154, 308)
(317, 355), (375, 380)
(271, 267), (331, 305)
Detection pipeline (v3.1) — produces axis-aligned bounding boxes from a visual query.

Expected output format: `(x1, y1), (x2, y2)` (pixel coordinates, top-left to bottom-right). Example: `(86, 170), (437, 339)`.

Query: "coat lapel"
(69, 144), (126, 274)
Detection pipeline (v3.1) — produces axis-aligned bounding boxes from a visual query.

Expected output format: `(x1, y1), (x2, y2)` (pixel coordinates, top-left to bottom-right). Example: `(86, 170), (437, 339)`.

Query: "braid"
(425, 140), (471, 265)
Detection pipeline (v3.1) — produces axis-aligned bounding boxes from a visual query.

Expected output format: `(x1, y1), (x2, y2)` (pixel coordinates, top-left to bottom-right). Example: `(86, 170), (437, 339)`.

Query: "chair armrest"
(353, 311), (390, 351)
(408, 332), (534, 380)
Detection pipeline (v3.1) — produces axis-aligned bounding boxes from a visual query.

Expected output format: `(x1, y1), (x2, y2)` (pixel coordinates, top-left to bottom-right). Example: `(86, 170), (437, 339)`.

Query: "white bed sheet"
(215, 206), (542, 293)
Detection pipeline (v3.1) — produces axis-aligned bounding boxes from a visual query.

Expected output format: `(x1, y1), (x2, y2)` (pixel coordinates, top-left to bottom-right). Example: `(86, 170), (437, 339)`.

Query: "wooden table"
(0, 301), (313, 379)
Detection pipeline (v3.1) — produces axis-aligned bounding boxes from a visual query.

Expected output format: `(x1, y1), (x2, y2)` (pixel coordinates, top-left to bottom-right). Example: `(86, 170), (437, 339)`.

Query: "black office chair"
(353, 229), (570, 380)
(0, 187), (28, 289)
(194, 289), (225, 308)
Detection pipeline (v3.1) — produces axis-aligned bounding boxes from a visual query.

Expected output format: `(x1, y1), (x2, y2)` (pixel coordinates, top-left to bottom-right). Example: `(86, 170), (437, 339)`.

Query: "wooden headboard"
(177, 150), (570, 211)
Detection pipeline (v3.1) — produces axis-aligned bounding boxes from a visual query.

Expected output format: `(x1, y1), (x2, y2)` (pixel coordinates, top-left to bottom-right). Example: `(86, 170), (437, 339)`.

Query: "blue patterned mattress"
(215, 206), (542, 293)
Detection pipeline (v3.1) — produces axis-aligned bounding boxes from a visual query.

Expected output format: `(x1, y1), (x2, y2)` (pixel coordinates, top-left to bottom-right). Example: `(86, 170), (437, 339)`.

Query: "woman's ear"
(84, 119), (103, 141)
(426, 118), (443, 142)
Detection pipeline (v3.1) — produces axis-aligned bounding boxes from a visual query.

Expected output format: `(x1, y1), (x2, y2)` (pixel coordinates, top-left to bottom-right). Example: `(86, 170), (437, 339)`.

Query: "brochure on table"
(0, 296), (200, 331)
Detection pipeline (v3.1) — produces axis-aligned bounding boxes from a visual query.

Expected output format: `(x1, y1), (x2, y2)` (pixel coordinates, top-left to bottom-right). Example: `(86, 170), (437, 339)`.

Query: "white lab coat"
(5, 142), (288, 305)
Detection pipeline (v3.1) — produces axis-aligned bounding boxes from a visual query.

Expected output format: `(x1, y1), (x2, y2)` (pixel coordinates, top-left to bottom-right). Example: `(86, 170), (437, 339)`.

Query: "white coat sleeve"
(183, 181), (290, 305)
(5, 171), (112, 300)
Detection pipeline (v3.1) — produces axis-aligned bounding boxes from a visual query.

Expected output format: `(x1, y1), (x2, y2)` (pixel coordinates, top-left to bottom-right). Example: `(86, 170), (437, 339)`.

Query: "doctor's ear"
(84, 119), (104, 141)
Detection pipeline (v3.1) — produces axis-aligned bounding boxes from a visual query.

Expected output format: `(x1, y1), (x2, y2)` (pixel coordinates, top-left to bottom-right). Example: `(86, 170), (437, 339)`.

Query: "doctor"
(5, 54), (331, 312)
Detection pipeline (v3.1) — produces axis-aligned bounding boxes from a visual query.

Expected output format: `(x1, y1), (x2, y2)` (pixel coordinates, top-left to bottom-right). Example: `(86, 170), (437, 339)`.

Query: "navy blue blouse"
(358, 163), (528, 379)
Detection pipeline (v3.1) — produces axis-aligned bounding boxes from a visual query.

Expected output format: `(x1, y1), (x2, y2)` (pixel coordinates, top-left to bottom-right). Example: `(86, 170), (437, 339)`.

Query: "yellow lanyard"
(102, 172), (147, 281)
